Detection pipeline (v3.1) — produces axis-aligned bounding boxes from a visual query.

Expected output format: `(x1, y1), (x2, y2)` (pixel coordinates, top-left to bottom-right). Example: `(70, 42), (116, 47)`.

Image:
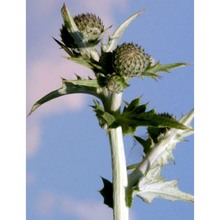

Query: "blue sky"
(27, 0), (194, 219)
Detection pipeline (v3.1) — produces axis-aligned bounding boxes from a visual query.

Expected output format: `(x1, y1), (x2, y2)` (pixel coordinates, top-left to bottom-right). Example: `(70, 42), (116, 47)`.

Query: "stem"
(108, 127), (129, 220)
(104, 92), (129, 220)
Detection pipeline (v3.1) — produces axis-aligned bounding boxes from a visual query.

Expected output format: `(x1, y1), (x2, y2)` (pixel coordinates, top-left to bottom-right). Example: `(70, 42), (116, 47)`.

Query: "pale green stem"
(108, 127), (129, 220)
(104, 92), (129, 220)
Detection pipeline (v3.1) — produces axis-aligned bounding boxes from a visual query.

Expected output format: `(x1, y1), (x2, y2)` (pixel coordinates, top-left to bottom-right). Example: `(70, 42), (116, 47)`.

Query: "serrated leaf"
(128, 109), (194, 188)
(91, 100), (119, 129)
(123, 97), (142, 111)
(134, 135), (153, 155)
(135, 166), (194, 203)
(100, 111), (118, 127)
(68, 56), (96, 69)
(53, 38), (97, 69)
(105, 10), (144, 52)
(93, 97), (188, 134)
(143, 62), (188, 78)
(99, 177), (113, 208)
(29, 78), (100, 115)
(53, 37), (78, 57)
(116, 99), (187, 135)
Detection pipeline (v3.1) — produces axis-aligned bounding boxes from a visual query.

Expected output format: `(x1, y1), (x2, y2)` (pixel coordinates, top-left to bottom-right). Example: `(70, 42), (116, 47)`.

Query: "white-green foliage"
(128, 110), (194, 205)
(136, 166), (193, 203)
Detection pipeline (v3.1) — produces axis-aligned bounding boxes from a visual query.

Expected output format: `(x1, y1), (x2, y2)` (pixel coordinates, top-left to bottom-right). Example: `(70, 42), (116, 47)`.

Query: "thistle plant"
(29, 4), (194, 220)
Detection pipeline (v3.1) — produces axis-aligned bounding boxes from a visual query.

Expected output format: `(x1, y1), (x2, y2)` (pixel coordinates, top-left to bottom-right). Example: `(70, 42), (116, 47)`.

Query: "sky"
(26, 0), (194, 219)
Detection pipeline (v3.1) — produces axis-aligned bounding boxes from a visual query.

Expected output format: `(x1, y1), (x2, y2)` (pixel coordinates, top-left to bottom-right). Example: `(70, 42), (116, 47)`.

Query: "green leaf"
(116, 98), (187, 135)
(99, 177), (113, 208)
(67, 56), (95, 69)
(91, 100), (119, 129)
(29, 78), (100, 115)
(105, 10), (144, 52)
(53, 38), (98, 69)
(135, 166), (194, 204)
(143, 62), (188, 79)
(92, 97), (187, 134)
(134, 135), (153, 155)
(123, 97), (144, 112)
(53, 37), (79, 57)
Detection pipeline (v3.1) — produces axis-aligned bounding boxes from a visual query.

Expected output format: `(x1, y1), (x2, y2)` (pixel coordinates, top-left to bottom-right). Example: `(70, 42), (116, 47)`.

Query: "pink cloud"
(60, 196), (136, 220)
(35, 191), (137, 219)
(60, 196), (113, 220)
(26, 118), (41, 159)
(27, 54), (90, 158)
(70, 0), (128, 27)
(27, 55), (89, 115)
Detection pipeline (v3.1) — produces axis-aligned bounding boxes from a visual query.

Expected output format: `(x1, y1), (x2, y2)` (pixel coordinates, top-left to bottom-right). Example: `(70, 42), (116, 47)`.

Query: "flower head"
(112, 43), (151, 77)
(60, 13), (104, 48)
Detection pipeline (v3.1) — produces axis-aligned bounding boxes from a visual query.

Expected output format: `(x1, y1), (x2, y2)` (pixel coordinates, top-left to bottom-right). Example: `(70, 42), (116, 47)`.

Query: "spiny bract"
(112, 43), (151, 77)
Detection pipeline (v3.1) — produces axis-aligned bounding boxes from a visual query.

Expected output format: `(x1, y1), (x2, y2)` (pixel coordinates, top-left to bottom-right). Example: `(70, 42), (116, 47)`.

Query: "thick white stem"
(108, 127), (129, 220)
(105, 92), (129, 220)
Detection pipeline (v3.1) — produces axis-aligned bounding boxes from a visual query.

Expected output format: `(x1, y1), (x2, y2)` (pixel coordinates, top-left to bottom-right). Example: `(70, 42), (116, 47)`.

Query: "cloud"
(26, 118), (41, 159)
(26, 54), (89, 158)
(60, 196), (113, 220)
(27, 55), (89, 115)
(60, 196), (137, 220)
(36, 191), (57, 216)
(35, 192), (136, 220)
(70, 0), (128, 27)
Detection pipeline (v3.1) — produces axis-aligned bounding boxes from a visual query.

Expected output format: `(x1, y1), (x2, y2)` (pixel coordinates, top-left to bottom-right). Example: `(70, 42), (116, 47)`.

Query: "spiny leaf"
(53, 37), (79, 57)
(134, 135), (153, 155)
(65, 52), (94, 69)
(143, 62), (188, 79)
(127, 109), (194, 189)
(53, 38), (101, 69)
(105, 10), (144, 52)
(92, 97), (187, 134)
(134, 114), (175, 155)
(29, 78), (100, 115)
(91, 100), (119, 129)
(116, 98), (187, 135)
(123, 97), (148, 114)
(99, 177), (113, 208)
(135, 166), (194, 204)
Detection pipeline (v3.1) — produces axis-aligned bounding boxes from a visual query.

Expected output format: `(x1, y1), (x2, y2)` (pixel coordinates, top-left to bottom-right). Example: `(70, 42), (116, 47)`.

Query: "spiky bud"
(74, 13), (104, 42)
(60, 13), (104, 48)
(105, 75), (129, 93)
(112, 43), (151, 77)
